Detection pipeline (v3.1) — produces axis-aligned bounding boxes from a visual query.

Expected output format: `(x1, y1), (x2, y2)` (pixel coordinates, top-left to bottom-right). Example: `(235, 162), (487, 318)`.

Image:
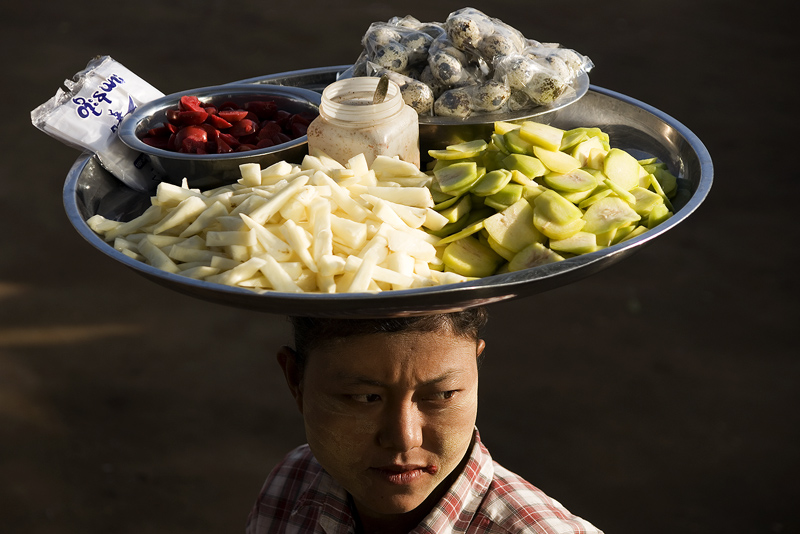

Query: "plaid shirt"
(246, 430), (602, 534)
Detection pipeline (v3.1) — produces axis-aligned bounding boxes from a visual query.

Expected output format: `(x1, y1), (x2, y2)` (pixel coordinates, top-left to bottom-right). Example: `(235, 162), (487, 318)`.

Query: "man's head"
(277, 308), (488, 530)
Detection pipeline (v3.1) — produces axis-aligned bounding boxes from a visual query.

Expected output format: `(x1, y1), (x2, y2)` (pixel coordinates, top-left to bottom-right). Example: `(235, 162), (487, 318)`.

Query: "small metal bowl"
(118, 84), (321, 190)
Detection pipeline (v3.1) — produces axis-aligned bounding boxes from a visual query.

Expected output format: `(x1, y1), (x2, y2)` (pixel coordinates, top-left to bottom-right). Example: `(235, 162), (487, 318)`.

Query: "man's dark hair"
(288, 307), (489, 374)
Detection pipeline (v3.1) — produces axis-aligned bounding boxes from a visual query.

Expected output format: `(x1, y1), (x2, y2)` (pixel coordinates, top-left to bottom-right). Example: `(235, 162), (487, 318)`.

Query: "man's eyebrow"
(334, 369), (467, 388)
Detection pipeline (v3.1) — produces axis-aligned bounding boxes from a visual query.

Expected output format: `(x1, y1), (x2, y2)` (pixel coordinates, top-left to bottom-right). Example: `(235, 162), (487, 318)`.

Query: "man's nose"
(378, 400), (423, 452)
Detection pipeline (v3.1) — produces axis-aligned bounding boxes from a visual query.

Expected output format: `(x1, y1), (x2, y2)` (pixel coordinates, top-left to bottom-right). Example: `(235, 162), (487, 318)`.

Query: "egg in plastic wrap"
(342, 7), (594, 118)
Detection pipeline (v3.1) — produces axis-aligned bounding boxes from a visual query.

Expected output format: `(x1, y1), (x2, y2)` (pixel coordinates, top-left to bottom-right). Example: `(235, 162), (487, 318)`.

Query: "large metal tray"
(63, 67), (712, 318)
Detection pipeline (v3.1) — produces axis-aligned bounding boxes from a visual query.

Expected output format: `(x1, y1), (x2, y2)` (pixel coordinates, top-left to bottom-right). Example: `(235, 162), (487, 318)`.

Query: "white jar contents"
(306, 77), (420, 168)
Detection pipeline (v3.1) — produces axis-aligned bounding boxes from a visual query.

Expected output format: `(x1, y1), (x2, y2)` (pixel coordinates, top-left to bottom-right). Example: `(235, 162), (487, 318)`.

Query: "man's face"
(281, 329), (483, 525)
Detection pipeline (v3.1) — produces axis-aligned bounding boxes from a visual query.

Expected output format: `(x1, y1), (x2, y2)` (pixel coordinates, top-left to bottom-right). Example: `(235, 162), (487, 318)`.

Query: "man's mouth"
(372, 464), (439, 484)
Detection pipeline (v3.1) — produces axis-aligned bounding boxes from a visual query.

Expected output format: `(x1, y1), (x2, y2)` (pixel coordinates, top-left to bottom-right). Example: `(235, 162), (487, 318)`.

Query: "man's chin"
(353, 490), (431, 519)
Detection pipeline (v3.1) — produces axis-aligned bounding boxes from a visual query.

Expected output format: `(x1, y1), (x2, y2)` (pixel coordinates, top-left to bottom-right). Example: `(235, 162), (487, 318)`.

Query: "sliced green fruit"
(532, 189), (583, 225)
(647, 202), (672, 228)
(549, 231), (598, 254)
(584, 127), (611, 150)
(437, 194), (472, 223)
(602, 177), (636, 204)
(543, 168), (598, 193)
(494, 121), (521, 135)
(617, 225), (649, 243)
(581, 196), (641, 234)
(471, 169), (512, 196)
(502, 153), (547, 178)
(490, 133), (510, 154)
(486, 234), (516, 261)
(571, 136), (605, 166)
(434, 161), (479, 194)
(448, 139), (488, 154)
(436, 218), (485, 246)
(428, 140), (487, 160)
(560, 187), (595, 204)
(594, 229), (617, 247)
(532, 146), (581, 174)
(585, 148), (607, 170)
(483, 197), (545, 253)
(442, 235), (504, 277)
(646, 173), (675, 211)
(651, 167), (678, 198)
(560, 128), (589, 152)
(522, 182), (546, 200)
(603, 148), (640, 191)
(484, 183), (523, 211)
(429, 205), (493, 239)
(504, 129), (534, 154)
(577, 187), (612, 210)
(610, 225), (637, 245)
(519, 121), (564, 151)
(532, 190), (586, 240)
(508, 242), (564, 271)
(628, 186), (664, 217)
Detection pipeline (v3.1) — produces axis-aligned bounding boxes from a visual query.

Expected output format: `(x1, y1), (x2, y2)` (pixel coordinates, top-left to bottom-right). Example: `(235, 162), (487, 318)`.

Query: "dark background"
(2, 0), (798, 532)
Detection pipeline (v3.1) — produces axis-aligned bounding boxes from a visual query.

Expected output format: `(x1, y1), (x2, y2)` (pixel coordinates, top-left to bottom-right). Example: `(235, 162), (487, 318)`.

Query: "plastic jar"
(306, 77), (420, 168)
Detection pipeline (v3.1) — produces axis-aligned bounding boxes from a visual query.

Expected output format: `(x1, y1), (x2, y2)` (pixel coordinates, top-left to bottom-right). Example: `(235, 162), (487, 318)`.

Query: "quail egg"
(434, 87), (472, 118)
(472, 80), (511, 112)
(429, 50), (465, 86)
(373, 40), (410, 72)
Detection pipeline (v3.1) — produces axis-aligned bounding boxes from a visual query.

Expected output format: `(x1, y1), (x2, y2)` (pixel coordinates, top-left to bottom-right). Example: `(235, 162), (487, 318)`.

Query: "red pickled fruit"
(141, 136), (171, 150)
(228, 118), (258, 137)
(256, 138), (276, 149)
(291, 113), (313, 126)
(257, 121), (282, 140)
(207, 114), (233, 129)
(218, 101), (240, 111)
(174, 110), (208, 126)
(165, 108), (180, 123)
(218, 109), (248, 122)
(218, 132), (240, 148)
(174, 125), (209, 148)
(274, 132), (292, 144)
(274, 110), (292, 127)
(215, 132), (235, 154)
(180, 137), (207, 154)
(179, 95), (205, 112)
(145, 125), (173, 138)
(245, 100), (277, 119)
(236, 144), (257, 152)
(290, 121), (308, 138)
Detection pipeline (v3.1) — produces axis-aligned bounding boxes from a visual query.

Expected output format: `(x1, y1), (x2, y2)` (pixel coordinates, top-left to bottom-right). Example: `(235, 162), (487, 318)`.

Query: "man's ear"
(277, 346), (304, 413)
(477, 339), (486, 357)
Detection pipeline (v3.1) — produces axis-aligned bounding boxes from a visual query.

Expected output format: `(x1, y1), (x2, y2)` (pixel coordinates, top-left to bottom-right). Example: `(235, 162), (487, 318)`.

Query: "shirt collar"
(292, 429), (494, 534)
(293, 466), (356, 534)
(413, 428), (495, 533)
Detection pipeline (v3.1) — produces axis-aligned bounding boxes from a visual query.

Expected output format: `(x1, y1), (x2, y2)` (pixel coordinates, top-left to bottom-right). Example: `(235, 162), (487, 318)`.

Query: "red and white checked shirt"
(246, 430), (603, 534)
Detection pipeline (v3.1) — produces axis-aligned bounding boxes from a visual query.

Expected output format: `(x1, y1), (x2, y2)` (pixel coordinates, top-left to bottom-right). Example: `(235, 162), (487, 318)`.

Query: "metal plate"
(63, 69), (712, 318)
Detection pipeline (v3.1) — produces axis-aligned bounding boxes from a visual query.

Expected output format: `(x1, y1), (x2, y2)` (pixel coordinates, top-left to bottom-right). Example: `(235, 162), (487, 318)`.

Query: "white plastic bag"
(31, 55), (165, 192)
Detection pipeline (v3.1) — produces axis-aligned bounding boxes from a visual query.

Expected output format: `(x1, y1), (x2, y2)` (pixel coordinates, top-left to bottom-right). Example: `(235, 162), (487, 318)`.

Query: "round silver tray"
(64, 67), (712, 318)
(239, 65), (590, 152)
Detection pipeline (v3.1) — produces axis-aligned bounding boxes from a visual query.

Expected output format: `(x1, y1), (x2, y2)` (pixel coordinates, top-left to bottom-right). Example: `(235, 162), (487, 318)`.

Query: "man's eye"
(430, 390), (457, 401)
(351, 393), (381, 403)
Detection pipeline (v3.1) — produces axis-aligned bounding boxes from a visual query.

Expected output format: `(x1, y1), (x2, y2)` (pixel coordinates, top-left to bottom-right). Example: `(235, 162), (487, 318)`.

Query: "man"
(247, 309), (602, 533)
